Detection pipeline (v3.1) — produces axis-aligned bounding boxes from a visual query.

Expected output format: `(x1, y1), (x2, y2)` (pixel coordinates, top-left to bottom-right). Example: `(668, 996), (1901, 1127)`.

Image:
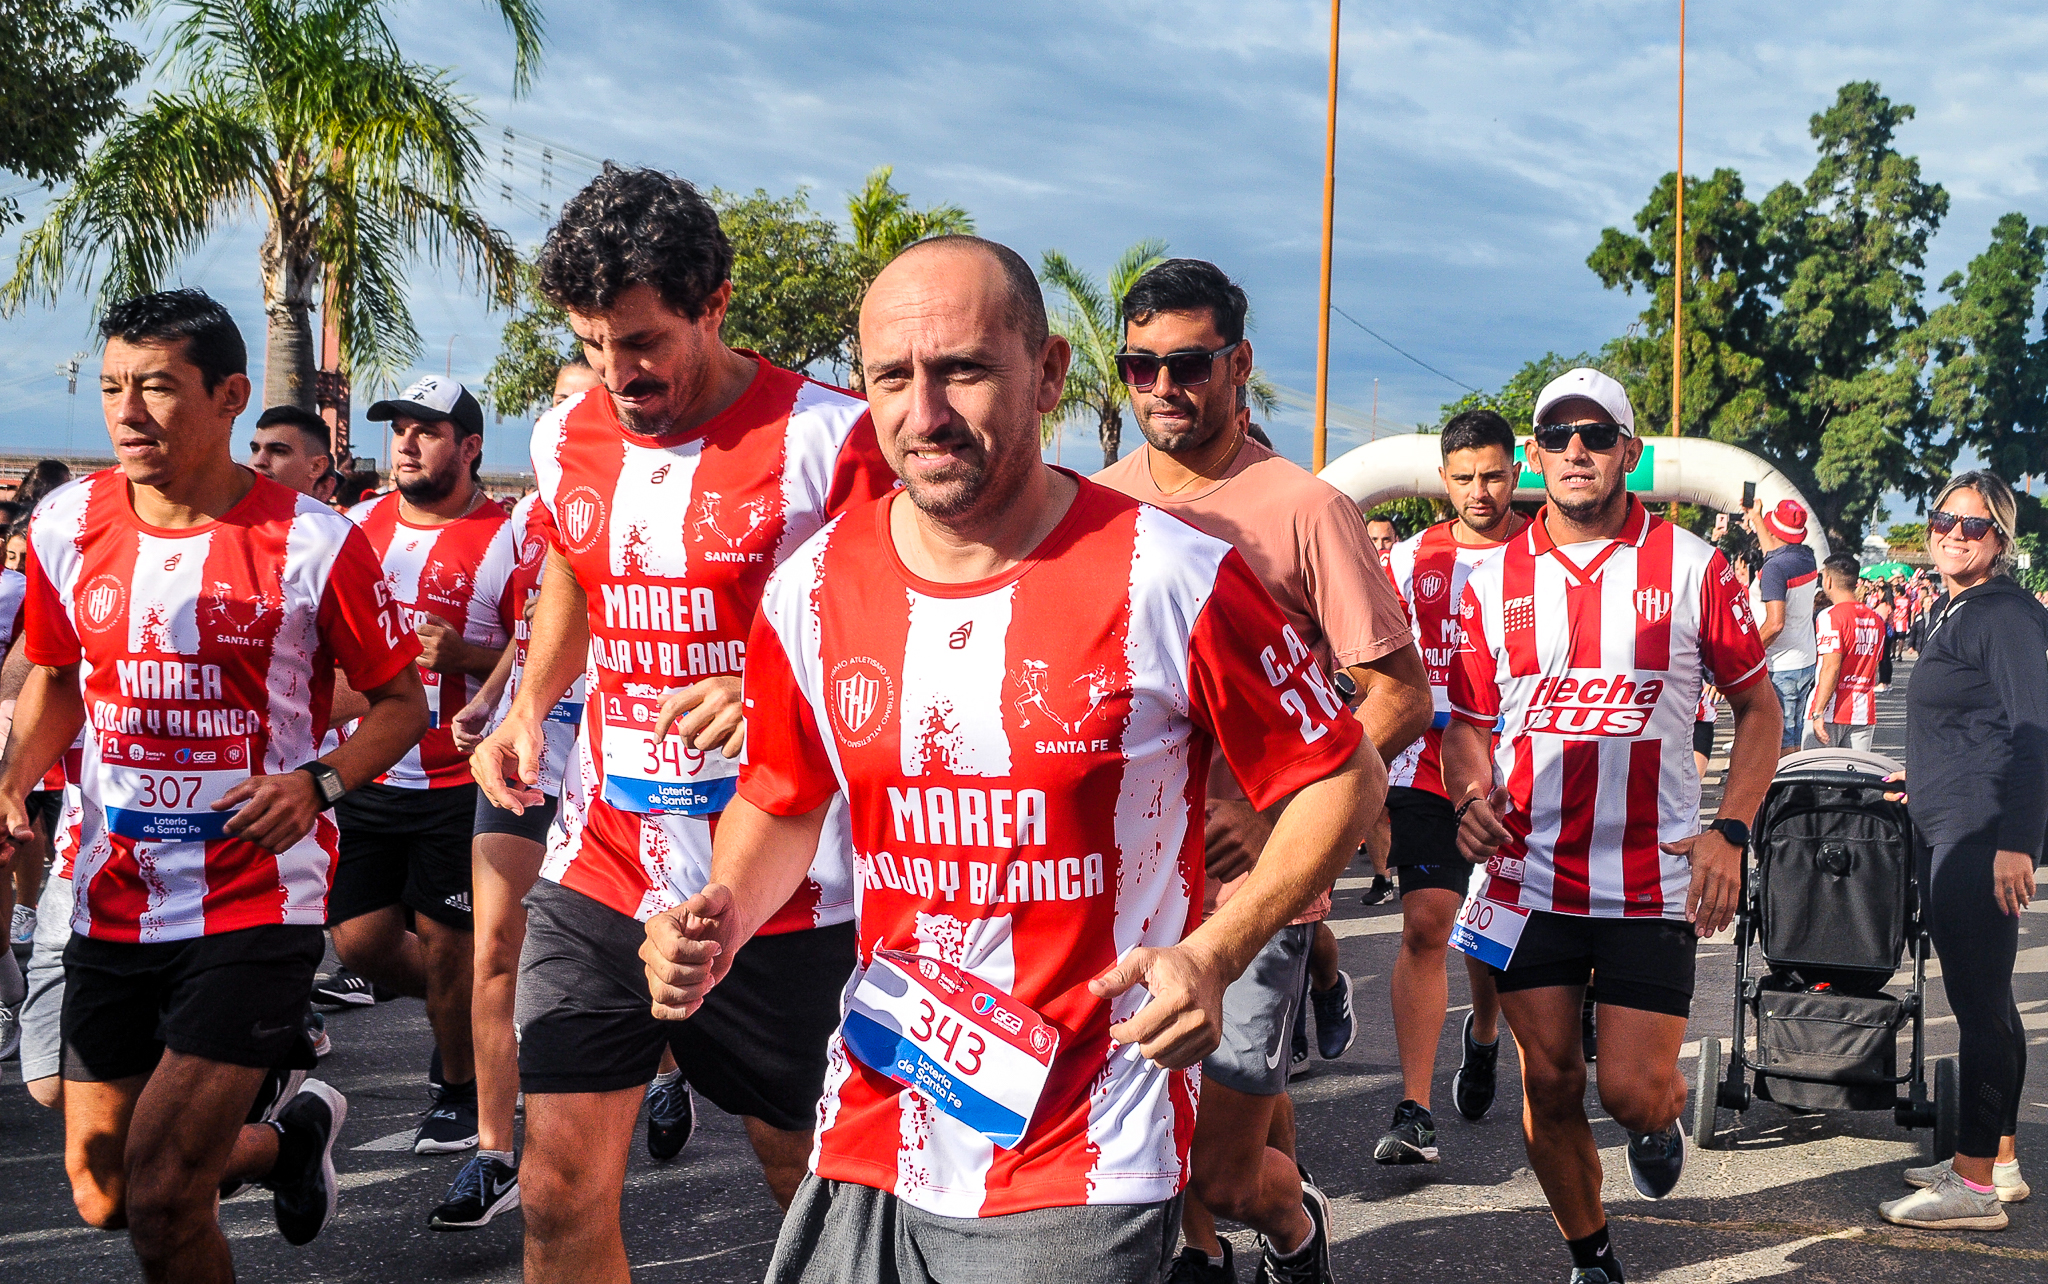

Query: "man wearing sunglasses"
(1742, 498), (1820, 758)
(1095, 258), (1429, 1284)
(1442, 369), (1782, 1284)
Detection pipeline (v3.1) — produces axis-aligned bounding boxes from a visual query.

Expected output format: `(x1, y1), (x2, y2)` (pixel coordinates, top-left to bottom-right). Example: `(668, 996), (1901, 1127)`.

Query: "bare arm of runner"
(0, 661), (85, 867)
(1443, 716), (1512, 864)
(453, 636), (519, 754)
(415, 612), (505, 678)
(329, 666), (369, 727)
(473, 548), (589, 813)
(218, 666), (429, 853)
(1091, 735), (1384, 1068)
(1807, 651), (1843, 744)
(1661, 676), (1780, 937)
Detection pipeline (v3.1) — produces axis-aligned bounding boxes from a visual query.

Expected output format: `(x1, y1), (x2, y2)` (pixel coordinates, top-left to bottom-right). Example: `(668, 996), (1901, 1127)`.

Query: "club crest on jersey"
(1417, 570), (1448, 603)
(78, 574), (127, 633)
(557, 485), (606, 554)
(830, 656), (895, 747)
(1634, 586), (1672, 624)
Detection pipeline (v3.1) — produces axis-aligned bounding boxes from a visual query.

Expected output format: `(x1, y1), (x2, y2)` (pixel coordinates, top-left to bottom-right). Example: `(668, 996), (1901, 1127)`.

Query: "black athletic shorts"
(329, 781), (478, 928)
(515, 878), (854, 1132)
(473, 790), (559, 846)
(1692, 720), (1716, 756)
(27, 787), (62, 841)
(1398, 862), (1474, 897)
(1387, 785), (1460, 868)
(1487, 910), (1698, 1018)
(61, 925), (323, 1081)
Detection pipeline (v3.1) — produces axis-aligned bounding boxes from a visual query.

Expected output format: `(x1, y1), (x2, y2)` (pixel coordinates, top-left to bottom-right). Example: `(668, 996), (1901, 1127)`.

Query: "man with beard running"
(469, 165), (895, 1282)
(332, 376), (518, 1156)
(1371, 410), (1522, 1168)
(1, 289), (428, 1278)
(1093, 257), (1427, 1284)
(643, 234), (1382, 1284)
(1445, 369), (1781, 1284)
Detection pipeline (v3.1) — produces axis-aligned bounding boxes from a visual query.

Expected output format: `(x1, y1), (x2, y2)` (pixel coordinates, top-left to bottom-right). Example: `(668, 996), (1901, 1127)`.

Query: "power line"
(1329, 304), (1478, 393)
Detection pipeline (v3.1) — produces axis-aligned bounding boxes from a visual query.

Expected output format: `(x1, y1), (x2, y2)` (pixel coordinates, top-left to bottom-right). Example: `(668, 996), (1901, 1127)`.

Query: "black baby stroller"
(1693, 747), (1959, 1155)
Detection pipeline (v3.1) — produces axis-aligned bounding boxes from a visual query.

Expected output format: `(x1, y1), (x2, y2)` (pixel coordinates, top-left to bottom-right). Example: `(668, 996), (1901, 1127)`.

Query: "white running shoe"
(1881, 1169), (2009, 1230)
(1905, 1156), (2029, 1202)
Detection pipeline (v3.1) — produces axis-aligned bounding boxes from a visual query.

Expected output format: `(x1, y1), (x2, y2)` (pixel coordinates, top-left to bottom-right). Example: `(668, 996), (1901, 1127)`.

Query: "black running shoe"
(270, 1079), (347, 1246)
(429, 1152), (520, 1231)
(1372, 1099), (1439, 1165)
(1253, 1176), (1334, 1283)
(1166, 1240), (1235, 1283)
(311, 966), (374, 1007)
(222, 1066), (310, 1200)
(1626, 1123), (1685, 1199)
(645, 1076), (695, 1161)
(1310, 971), (1356, 1060)
(1289, 992), (1313, 1079)
(1569, 1270), (1619, 1284)
(1450, 1011), (1499, 1121)
(1361, 874), (1395, 906)
(413, 1079), (480, 1155)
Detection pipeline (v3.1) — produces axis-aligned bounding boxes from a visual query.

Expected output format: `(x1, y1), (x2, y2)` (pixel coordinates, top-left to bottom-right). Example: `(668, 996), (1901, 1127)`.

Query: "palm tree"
(2, 0), (543, 409)
(1039, 239), (1167, 466)
(847, 166), (974, 270)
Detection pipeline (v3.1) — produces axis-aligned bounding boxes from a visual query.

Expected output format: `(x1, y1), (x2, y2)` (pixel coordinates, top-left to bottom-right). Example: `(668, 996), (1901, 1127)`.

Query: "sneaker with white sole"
(429, 1152), (520, 1230)
(1905, 1156), (2030, 1203)
(1253, 1175), (1334, 1283)
(0, 1003), (18, 1063)
(1373, 1099), (1439, 1164)
(1880, 1168), (2009, 1230)
(310, 966), (375, 1007)
(9, 904), (33, 947)
(1451, 1011), (1500, 1121)
(269, 1079), (347, 1245)
(222, 1065), (310, 1200)
(1310, 971), (1356, 1060)
(645, 1076), (695, 1162)
(413, 1079), (479, 1155)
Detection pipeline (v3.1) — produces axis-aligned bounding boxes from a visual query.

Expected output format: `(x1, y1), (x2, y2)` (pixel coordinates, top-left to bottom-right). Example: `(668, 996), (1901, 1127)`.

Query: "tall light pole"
(1312, 0), (1341, 473)
(1671, 0), (1686, 442)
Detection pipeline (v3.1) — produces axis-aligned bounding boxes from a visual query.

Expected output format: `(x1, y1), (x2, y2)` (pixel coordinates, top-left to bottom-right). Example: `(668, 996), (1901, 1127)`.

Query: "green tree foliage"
(716, 186), (865, 375)
(0, 0), (145, 227)
(1039, 239), (1168, 465)
(846, 165), (973, 273)
(1916, 212), (2048, 486)
(1886, 521), (1927, 549)
(481, 253), (573, 419)
(1755, 82), (1949, 548)
(1438, 351), (1599, 429)
(1, 0), (542, 408)
(1367, 497), (1441, 537)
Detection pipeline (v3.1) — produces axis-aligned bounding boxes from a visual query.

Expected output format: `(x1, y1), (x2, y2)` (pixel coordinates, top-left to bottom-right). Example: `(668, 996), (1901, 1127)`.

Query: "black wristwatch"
(298, 761), (347, 807)
(1707, 817), (1750, 851)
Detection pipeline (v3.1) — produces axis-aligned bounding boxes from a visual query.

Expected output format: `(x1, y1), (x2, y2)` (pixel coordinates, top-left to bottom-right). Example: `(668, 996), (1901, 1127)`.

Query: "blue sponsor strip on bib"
(841, 1010), (1032, 1148)
(600, 773), (736, 816)
(546, 700), (584, 726)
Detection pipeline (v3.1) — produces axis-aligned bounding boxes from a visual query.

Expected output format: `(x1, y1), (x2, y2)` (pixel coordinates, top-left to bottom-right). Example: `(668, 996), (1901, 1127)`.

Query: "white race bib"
(597, 690), (737, 815)
(841, 951), (1061, 1150)
(1448, 887), (1531, 972)
(99, 733), (251, 843)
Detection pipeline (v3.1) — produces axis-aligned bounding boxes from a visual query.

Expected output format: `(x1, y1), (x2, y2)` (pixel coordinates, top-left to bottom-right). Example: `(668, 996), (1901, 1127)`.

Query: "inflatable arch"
(1317, 433), (1832, 562)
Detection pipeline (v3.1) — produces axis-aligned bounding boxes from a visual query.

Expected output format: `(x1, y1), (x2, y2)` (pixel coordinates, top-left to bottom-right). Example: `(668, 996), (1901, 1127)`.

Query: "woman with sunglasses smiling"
(1882, 469), (2048, 1231)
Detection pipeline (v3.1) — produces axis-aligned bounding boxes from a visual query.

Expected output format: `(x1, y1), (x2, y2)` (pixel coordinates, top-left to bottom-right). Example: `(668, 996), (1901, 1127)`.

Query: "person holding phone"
(1882, 470), (2048, 1230)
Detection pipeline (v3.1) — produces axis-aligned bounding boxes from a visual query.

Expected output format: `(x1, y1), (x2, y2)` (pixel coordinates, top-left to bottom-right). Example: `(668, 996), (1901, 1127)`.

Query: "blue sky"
(1, 1), (2044, 478)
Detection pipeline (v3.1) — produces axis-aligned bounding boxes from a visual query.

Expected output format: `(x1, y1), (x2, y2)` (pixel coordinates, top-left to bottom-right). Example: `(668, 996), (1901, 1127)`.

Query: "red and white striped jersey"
(1384, 521), (1510, 798)
(743, 480), (1363, 1217)
(347, 491), (517, 788)
(1447, 499), (1767, 919)
(494, 493), (582, 797)
(1815, 601), (1885, 725)
(533, 356), (896, 927)
(26, 471), (419, 941)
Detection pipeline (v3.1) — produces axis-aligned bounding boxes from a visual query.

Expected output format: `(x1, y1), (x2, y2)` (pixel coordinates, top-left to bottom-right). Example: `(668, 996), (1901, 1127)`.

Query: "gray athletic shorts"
(1823, 722), (1876, 753)
(1203, 922), (1313, 1096)
(765, 1176), (1182, 1284)
(20, 872), (75, 1083)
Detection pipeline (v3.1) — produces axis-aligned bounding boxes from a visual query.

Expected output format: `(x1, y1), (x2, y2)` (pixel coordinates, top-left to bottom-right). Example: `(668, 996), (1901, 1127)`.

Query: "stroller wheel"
(1932, 1056), (1960, 1161)
(1692, 1037), (1722, 1151)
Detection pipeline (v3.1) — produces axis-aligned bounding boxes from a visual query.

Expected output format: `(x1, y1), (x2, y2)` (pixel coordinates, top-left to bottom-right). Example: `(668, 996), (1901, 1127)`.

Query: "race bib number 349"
(597, 690), (737, 815)
(841, 951), (1061, 1150)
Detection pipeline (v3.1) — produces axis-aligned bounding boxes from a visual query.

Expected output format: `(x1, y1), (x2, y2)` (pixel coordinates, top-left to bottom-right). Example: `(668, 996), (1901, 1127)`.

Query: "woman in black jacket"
(1881, 470), (2048, 1231)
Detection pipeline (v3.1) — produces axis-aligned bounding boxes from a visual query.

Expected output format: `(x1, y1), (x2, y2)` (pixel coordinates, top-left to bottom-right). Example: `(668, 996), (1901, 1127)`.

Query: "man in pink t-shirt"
(1094, 258), (1428, 1284)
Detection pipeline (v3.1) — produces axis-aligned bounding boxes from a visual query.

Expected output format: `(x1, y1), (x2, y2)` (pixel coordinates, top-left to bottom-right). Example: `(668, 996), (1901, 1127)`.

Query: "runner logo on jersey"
(831, 656), (894, 746)
(1634, 586), (1672, 624)
(691, 491), (772, 549)
(79, 574), (127, 633)
(557, 485), (606, 554)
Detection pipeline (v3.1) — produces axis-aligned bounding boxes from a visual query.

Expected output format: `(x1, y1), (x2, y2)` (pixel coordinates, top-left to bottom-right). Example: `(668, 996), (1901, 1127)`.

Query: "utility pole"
(56, 353), (83, 453)
(1672, 0), (1686, 442)
(1312, 0), (1341, 474)
(316, 275), (352, 467)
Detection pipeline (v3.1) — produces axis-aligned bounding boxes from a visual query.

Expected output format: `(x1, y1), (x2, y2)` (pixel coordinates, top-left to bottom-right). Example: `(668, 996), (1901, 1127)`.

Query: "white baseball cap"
(1532, 367), (1635, 436)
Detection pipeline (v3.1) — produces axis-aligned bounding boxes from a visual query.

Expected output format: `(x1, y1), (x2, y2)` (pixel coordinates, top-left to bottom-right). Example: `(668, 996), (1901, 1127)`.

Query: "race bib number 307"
(841, 951), (1061, 1150)
(99, 733), (250, 842)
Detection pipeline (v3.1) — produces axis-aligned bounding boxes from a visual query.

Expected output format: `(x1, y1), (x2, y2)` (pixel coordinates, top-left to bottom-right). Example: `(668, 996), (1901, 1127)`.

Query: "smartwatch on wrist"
(298, 761), (347, 808)
(1707, 817), (1750, 851)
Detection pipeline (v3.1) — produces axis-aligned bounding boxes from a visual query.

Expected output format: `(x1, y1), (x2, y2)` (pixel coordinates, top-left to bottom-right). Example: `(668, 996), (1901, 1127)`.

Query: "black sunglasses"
(1929, 509), (1998, 541)
(1532, 421), (1629, 453)
(1115, 341), (1242, 390)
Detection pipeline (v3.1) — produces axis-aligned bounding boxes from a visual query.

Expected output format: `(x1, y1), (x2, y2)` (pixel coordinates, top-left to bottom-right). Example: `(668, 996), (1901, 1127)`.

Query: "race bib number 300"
(99, 733), (250, 842)
(1448, 888), (1531, 972)
(841, 951), (1061, 1150)
(597, 691), (737, 815)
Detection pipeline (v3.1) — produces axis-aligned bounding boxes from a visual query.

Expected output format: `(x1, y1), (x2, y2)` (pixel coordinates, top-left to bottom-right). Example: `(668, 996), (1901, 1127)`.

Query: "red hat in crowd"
(1761, 499), (1807, 543)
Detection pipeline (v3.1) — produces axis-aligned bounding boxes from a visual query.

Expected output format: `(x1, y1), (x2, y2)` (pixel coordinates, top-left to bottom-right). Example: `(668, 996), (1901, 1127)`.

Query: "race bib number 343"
(841, 951), (1061, 1150)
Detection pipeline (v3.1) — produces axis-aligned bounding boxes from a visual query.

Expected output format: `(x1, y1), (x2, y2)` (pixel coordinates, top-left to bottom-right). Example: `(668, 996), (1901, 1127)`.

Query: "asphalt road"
(6, 657), (2048, 1281)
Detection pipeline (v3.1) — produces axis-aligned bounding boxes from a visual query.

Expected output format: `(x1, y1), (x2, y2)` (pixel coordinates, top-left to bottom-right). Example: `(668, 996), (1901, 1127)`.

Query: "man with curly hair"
(470, 165), (895, 1281)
